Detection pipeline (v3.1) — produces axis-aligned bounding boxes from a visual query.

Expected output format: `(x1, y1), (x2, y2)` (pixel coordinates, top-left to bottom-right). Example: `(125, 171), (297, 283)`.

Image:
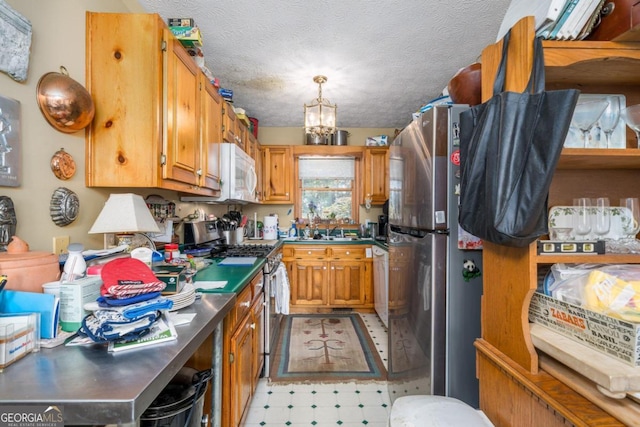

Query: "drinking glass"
(593, 197), (610, 240)
(620, 197), (640, 238)
(621, 104), (640, 148)
(572, 198), (592, 240)
(571, 100), (609, 148)
(599, 96), (621, 148)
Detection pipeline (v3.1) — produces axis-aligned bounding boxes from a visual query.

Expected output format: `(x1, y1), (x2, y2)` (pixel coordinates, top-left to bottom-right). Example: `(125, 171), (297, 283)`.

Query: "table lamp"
(89, 193), (160, 251)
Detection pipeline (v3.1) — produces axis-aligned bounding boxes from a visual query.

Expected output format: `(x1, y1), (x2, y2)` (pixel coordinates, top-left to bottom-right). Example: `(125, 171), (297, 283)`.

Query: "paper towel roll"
(263, 216), (278, 240)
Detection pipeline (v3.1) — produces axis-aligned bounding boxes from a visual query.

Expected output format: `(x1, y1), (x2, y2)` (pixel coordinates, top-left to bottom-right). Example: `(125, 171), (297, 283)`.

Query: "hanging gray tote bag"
(458, 31), (579, 247)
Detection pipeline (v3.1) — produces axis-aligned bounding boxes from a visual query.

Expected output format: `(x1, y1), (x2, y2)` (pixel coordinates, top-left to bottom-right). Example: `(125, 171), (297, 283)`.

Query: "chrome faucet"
(327, 225), (340, 237)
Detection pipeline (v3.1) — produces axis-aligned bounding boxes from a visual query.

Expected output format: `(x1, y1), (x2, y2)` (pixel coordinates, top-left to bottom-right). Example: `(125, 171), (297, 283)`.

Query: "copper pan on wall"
(36, 66), (95, 133)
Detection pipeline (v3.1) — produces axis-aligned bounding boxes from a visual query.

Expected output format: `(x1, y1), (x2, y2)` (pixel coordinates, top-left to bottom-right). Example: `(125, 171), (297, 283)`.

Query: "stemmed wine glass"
(573, 198), (592, 240)
(593, 197), (610, 240)
(571, 100), (609, 148)
(621, 197), (640, 238)
(621, 104), (640, 148)
(599, 96), (621, 148)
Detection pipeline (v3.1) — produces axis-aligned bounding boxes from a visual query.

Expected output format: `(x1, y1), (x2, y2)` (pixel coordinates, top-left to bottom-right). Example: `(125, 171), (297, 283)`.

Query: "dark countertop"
(194, 257), (266, 293)
(281, 238), (376, 245)
(0, 293), (236, 426)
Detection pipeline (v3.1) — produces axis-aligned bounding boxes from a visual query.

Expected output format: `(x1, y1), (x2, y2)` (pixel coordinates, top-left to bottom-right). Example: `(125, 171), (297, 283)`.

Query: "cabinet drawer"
(291, 246), (328, 259)
(229, 284), (253, 327)
(329, 246), (367, 259)
(251, 271), (264, 304)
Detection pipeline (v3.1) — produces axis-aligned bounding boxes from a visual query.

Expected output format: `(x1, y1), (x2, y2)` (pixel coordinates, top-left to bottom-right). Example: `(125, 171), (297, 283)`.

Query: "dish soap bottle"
(289, 220), (297, 238)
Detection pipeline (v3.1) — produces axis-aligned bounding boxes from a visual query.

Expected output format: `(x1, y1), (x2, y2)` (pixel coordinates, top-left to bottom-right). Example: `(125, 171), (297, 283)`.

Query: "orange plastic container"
(0, 251), (61, 293)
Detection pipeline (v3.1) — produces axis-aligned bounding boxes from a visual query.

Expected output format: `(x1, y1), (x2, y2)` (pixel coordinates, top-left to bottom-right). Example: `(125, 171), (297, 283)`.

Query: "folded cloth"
(79, 310), (160, 342)
(100, 258), (165, 298)
(97, 291), (162, 306)
(102, 281), (166, 299)
(86, 296), (173, 320)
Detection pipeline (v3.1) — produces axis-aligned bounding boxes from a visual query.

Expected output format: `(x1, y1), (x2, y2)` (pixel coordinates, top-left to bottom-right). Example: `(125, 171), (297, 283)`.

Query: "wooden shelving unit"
(476, 16), (640, 426)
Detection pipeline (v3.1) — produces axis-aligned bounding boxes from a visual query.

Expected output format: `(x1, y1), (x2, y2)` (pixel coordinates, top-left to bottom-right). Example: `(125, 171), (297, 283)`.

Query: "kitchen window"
(297, 157), (358, 223)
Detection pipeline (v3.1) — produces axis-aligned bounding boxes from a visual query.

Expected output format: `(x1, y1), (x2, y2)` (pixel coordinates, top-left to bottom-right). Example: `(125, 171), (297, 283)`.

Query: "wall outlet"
(53, 236), (70, 255)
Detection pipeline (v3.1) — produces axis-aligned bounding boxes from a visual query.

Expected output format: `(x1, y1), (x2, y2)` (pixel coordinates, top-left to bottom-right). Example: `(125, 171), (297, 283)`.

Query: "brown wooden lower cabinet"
(283, 244), (373, 311)
(476, 339), (624, 427)
(222, 272), (264, 427)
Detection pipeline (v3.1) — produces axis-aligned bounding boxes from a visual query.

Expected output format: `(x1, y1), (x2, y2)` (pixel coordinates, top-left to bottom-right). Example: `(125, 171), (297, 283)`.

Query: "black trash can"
(141, 367), (212, 427)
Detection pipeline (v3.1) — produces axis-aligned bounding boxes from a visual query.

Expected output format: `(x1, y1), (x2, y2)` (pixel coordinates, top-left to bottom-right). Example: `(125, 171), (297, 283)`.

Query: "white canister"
(263, 216), (278, 240)
(235, 227), (246, 244)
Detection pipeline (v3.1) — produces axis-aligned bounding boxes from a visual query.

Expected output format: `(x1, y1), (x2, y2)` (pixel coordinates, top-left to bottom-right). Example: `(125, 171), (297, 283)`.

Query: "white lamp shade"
(89, 193), (160, 234)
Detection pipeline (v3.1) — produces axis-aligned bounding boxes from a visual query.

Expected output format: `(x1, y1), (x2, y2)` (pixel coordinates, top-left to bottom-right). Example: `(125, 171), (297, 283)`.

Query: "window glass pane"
(302, 190), (353, 220)
(298, 157), (356, 222)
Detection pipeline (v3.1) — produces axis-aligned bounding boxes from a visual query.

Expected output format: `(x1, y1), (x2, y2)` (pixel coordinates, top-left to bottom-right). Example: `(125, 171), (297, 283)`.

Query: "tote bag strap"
(493, 31), (545, 96)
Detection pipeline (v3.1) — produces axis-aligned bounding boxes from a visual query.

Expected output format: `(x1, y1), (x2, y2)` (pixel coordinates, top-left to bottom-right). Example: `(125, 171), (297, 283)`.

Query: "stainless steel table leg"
(211, 322), (223, 427)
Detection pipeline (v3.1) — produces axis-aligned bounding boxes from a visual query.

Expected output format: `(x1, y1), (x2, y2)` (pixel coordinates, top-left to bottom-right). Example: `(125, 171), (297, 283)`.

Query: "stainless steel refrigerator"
(387, 104), (483, 408)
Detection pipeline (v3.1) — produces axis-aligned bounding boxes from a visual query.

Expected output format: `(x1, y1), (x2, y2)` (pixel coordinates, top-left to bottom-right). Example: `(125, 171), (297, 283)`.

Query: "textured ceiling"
(137, 0), (511, 129)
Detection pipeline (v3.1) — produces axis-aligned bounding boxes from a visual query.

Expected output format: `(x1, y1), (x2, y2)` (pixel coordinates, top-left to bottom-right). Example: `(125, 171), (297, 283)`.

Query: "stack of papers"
(498, 0), (606, 41)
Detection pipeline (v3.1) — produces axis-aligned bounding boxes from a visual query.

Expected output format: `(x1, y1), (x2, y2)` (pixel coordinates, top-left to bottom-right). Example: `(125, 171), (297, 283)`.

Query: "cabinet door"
(363, 147), (390, 204)
(329, 260), (370, 306)
(229, 314), (254, 427)
(236, 121), (248, 150)
(252, 295), (265, 387)
(255, 142), (263, 201)
(164, 35), (200, 186)
(85, 12), (164, 188)
(201, 77), (222, 192)
(222, 102), (238, 145)
(289, 260), (328, 306)
(262, 146), (293, 203)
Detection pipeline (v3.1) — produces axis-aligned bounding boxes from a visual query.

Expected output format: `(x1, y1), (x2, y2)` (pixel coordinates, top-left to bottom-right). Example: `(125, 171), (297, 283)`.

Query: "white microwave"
(181, 143), (258, 204)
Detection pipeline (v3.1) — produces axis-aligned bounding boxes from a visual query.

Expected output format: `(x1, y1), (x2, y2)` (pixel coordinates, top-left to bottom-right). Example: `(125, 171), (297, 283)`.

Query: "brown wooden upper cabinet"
(261, 146), (293, 203)
(221, 101), (239, 147)
(362, 147), (390, 205)
(85, 12), (221, 196)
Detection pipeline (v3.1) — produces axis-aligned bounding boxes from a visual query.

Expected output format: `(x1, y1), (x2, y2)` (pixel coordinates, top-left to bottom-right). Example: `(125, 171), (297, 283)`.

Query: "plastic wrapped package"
(549, 264), (640, 322)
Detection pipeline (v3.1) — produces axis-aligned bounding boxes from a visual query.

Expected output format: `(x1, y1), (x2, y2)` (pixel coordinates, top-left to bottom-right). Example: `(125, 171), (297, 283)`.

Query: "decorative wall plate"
(50, 187), (79, 227)
(50, 148), (76, 180)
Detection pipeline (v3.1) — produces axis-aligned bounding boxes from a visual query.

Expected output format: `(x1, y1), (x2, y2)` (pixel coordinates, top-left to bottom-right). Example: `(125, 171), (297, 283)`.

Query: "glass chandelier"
(304, 75), (337, 136)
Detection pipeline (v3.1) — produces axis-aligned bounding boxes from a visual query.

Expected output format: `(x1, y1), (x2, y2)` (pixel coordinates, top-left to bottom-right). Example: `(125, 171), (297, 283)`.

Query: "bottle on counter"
(289, 220), (297, 238)
(62, 243), (86, 282)
(164, 243), (179, 262)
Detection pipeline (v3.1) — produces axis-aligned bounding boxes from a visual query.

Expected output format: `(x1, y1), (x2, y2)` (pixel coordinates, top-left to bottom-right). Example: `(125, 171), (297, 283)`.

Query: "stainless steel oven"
(260, 245), (284, 377)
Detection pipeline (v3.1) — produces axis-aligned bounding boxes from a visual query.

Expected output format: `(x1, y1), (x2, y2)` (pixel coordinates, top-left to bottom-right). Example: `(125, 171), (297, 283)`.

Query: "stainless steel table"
(0, 293), (235, 426)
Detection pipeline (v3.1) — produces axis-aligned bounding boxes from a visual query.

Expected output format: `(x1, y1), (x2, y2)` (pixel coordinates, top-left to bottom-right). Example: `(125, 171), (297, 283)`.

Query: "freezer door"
(387, 226), (447, 403)
(388, 107), (450, 230)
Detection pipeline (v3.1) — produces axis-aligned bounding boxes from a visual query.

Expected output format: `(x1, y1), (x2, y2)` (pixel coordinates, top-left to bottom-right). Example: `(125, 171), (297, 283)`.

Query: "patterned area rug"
(270, 314), (387, 383)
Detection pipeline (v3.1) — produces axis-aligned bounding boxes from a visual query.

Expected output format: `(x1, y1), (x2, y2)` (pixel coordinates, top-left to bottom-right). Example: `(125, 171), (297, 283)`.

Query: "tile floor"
(242, 313), (391, 426)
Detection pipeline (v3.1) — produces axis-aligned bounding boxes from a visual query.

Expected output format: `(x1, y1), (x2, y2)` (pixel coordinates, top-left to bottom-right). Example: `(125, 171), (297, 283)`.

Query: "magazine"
(108, 317), (177, 352)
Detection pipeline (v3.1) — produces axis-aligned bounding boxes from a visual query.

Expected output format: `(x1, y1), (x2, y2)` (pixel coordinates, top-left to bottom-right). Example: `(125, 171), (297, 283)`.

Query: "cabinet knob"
(285, 193), (289, 196)
(250, 323), (256, 329)
(196, 169), (202, 176)
(346, 251), (350, 255)
(323, 266), (327, 270)
(240, 301), (250, 308)
(308, 251), (312, 255)
(331, 266), (335, 270)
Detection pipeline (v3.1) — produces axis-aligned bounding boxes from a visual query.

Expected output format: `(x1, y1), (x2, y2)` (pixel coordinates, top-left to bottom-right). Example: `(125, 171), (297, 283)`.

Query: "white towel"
(274, 263), (290, 315)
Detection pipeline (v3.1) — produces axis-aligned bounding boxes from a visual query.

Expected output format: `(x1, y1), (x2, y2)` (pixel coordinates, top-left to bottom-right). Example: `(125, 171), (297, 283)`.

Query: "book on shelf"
(574, 0), (606, 40)
(544, 0), (605, 40)
(547, 0), (579, 39)
(108, 316), (177, 352)
(498, 0), (569, 41)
